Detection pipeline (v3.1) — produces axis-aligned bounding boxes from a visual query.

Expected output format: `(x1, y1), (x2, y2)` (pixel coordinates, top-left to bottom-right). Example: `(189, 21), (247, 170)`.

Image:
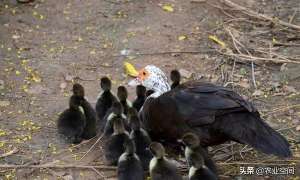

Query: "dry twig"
(221, 0), (300, 31)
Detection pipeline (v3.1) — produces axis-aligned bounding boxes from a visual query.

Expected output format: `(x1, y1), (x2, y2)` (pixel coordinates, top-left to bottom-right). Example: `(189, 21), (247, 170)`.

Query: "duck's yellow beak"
(124, 62), (139, 77)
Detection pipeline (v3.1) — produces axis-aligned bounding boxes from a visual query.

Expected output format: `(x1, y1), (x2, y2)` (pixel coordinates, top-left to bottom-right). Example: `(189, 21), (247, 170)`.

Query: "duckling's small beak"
(128, 78), (141, 87)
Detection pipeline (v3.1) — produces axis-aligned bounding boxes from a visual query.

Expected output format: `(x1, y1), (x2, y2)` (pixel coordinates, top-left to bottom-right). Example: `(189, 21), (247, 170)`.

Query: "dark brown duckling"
(104, 118), (130, 166)
(103, 101), (128, 137)
(96, 77), (118, 130)
(72, 83), (96, 139)
(132, 85), (146, 112)
(57, 95), (86, 144)
(117, 139), (144, 180)
(170, 69), (181, 89)
(149, 142), (183, 180)
(188, 153), (218, 180)
(182, 132), (217, 175)
(128, 107), (152, 170)
(117, 86), (132, 115)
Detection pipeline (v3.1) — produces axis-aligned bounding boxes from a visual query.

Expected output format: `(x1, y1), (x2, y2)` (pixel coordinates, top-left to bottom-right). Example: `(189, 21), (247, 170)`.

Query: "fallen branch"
(80, 133), (104, 160)
(221, 0), (300, 31)
(0, 148), (18, 158)
(218, 50), (300, 64)
(0, 164), (116, 170)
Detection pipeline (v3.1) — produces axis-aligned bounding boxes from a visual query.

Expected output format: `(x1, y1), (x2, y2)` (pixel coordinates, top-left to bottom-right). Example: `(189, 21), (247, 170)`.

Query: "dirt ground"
(0, 0), (299, 179)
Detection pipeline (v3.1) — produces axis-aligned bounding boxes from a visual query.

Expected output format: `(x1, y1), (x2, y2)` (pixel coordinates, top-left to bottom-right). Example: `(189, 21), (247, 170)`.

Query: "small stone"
(179, 69), (193, 79)
(252, 90), (264, 96)
(64, 74), (74, 82)
(60, 82), (67, 90)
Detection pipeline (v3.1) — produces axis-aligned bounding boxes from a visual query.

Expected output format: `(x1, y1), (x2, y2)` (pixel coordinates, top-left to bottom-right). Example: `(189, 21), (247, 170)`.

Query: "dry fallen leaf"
(162, 4), (174, 12)
(208, 35), (226, 48)
(178, 35), (187, 41)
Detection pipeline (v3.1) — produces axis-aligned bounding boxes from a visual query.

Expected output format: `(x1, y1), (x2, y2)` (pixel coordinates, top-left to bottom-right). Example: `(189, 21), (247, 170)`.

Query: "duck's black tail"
(215, 112), (292, 158)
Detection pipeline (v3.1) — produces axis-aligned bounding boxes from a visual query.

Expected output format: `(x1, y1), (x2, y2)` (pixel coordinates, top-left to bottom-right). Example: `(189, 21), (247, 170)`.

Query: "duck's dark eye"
(143, 72), (146, 76)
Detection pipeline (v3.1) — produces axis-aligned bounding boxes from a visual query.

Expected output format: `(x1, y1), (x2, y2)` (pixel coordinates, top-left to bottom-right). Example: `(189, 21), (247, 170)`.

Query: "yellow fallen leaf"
(0, 141), (5, 147)
(0, 129), (7, 137)
(272, 37), (277, 43)
(124, 62), (138, 77)
(15, 71), (21, 75)
(31, 72), (42, 82)
(208, 35), (226, 48)
(162, 4), (174, 12)
(178, 35), (187, 41)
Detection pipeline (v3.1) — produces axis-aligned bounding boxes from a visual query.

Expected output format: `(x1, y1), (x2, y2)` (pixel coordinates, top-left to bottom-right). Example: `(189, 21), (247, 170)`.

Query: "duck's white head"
(128, 65), (170, 97)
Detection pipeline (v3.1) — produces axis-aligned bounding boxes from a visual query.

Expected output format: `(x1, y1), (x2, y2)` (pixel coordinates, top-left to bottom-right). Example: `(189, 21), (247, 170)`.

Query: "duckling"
(57, 95), (86, 144)
(146, 89), (155, 97)
(103, 101), (128, 137)
(149, 142), (183, 180)
(117, 86), (132, 115)
(182, 133), (217, 174)
(117, 139), (144, 180)
(104, 118), (130, 165)
(128, 108), (152, 170)
(132, 85), (146, 112)
(188, 153), (218, 180)
(72, 83), (96, 139)
(170, 70), (181, 89)
(96, 77), (118, 130)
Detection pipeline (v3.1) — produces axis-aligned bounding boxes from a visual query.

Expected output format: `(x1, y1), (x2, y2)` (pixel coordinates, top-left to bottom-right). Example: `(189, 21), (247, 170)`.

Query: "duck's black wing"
(143, 82), (291, 157)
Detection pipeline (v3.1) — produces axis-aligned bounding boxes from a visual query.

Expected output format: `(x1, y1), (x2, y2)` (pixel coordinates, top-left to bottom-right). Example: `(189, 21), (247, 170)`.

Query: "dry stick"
(0, 148), (18, 158)
(228, 27), (257, 88)
(80, 133), (104, 160)
(219, 51), (300, 64)
(289, 9), (298, 24)
(221, 0), (300, 31)
(264, 104), (300, 116)
(0, 164), (116, 170)
(91, 167), (106, 179)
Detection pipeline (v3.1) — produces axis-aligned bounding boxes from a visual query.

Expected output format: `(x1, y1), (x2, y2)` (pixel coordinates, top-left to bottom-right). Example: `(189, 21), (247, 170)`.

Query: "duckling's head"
(100, 77), (112, 91)
(72, 83), (85, 97)
(136, 85), (146, 97)
(149, 142), (165, 159)
(124, 139), (136, 154)
(170, 69), (181, 83)
(111, 101), (123, 116)
(182, 132), (200, 148)
(129, 114), (141, 131)
(127, 107), (138, 118)
(113, 118), (126, 135)
(128, 65), (170, 96)
(69, 95), (83, 109)
(117, 86), (128, 102)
